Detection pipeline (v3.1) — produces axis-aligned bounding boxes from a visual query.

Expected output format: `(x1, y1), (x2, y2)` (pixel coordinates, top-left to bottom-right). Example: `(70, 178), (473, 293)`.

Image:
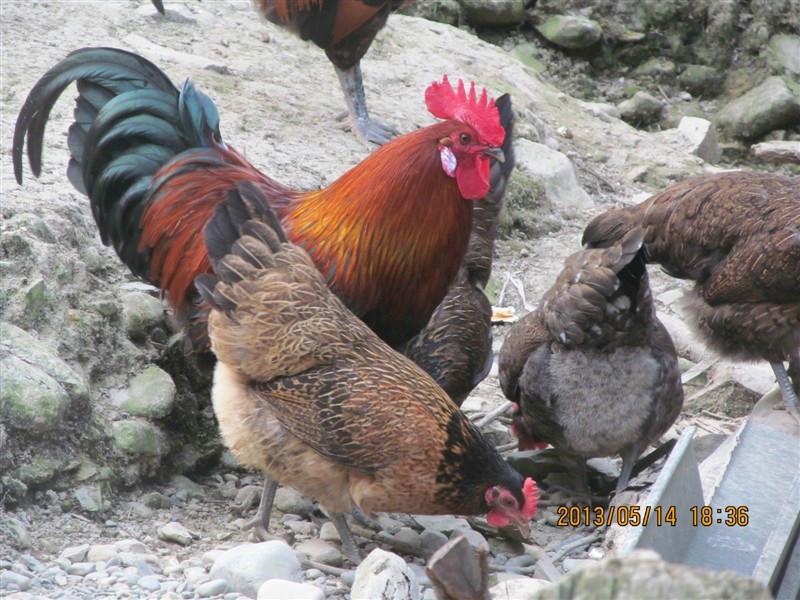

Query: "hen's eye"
(459, 133), (471, 145)
(501, 497), (515, 507)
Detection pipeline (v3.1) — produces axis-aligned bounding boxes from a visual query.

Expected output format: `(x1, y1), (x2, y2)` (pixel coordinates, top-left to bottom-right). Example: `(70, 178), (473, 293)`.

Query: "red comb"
(522, 477), (539, 520)
(425, 75), (505, 147)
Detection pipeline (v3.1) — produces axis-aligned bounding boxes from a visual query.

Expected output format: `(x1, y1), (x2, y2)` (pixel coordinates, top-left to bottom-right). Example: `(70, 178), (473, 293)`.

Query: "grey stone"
(677, 117), (721, 164)
(295, 539), (343, 566)
(274, 487), (314, 516)
(716, 76), (800, 140)
(768, 34), (800, 76)
(319, 521), (341, 543)
(678, 65), (724, 98)
(399, 0), (461, 26)
(257, 579), (325, 600)
(633, 58), (676, 80)
(0, 355), (71, 433)
(0, 570), (31, 591)
(121, 366), (176, 419)
(138, 574), (162, 591)
(112, 419), (167, 456)
(60, 544), (90, 563)
(121, 291), (165, 341)
(170, 475), (206, 497)
(351, 549), (419, 600)
(420, 529), (449, 557)
(529, 550), (770, 599)
(210, 541), (302, 598)
(460, 0), (526, 27)
(141, 491), (171, 509)
(618, 91), (665, 127)
(537, 15), (602, 50)
(67, 562), (96, 576)
(414, 515), (471, 534)
(750, 140), (800, 165)
(451, 528), (489, 552)
(513, 139), (592, 214)
(582, 102), (621, 122)
(158, 522), (194, 546)
(198, 578), (229, 597)
(74, 485), (104, 512)
(3, 516), (32, 550)
(392, 527), (422, 550)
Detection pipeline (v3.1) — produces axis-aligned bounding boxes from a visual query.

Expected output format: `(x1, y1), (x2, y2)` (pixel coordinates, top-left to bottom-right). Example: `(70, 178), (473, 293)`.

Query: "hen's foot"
(351, 507), (381, 532)
(330, 512), (363, 564)
(771, 362), (800, 426)
(244, 478), (279, 542)
(353, 117), (400, 146)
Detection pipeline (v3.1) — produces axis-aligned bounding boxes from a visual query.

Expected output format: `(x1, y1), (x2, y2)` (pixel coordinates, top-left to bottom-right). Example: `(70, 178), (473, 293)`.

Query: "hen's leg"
(335, 63), (399, 145)
(351, 507), (381, 531)
(244, 477), (279, 541)
(330, 512), (363, 563)
(771, 362), (800, 424)
(616, 443), (641, 495)
(788, 349), (800, 396)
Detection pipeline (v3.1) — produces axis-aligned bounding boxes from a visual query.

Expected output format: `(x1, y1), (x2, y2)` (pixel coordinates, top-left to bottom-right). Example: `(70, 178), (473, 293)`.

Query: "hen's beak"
(513, 516), (531, 539)
(482, 147), (505, 163)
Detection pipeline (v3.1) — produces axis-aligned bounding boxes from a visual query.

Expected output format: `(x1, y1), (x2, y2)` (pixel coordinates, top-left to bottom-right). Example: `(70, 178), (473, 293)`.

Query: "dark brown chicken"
(196, 182), (538, 561)
(499, 229), (683, 494)
(582, 171), (800, 421)
(402, 97), (515, 405)
(153, 0), (405, 144)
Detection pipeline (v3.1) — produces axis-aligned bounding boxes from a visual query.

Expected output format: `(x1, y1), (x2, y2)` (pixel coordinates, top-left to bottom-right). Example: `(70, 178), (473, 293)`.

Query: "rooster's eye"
(459, 133), (471, 145)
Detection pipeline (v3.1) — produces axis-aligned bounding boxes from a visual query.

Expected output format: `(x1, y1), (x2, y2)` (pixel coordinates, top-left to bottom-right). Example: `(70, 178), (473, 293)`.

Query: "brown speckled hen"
(195, 183), (539, 561)
(499, 229), (683, 494)
(402, 96), (515, 405)
(582, 171), (800, 421)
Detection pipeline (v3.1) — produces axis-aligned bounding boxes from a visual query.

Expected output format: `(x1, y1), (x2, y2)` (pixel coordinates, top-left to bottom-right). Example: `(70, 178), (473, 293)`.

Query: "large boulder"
(716, 77), (800, 140)
(536, 15), (602, 50)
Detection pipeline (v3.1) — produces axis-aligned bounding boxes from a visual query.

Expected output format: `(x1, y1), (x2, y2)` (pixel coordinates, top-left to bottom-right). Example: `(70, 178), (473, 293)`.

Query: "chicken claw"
(243, 478), (279, 542)
(330, 512), (363, 564)
(335, 64), (399, 146)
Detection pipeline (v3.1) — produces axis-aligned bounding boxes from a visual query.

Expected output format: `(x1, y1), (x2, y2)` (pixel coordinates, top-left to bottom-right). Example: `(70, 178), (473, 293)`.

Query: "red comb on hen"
(425, 75), (505, 147)
(522, 477), (539, 520)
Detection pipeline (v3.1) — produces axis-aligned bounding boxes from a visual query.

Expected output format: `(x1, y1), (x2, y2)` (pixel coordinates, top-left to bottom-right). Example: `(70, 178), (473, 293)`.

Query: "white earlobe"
(439, 146), (457, 177)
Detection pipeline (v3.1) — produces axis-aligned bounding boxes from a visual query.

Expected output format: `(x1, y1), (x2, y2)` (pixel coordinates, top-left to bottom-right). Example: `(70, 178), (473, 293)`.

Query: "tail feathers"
(581, 205), (640, 249)
(544, 228), (650, 348)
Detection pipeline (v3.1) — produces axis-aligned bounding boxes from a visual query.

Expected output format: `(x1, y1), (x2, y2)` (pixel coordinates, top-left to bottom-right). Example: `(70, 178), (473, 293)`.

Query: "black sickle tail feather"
(196, 182), (288, 313)
(13, 47), (221, 279)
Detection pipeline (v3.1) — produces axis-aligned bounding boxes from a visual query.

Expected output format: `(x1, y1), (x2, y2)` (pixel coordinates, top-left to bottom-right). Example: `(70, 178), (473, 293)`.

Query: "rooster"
(13, 46), (509, 534)
(196, 182), (539, 561)
(151, 0), (405, 144)
(499, 229), (683, 496)
(582, 171), (800, 423)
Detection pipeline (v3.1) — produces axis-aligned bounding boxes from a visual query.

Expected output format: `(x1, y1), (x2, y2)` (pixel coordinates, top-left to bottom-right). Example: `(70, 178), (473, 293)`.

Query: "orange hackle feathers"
(425, 76), (505, 147)
(267, 0), (324, 22)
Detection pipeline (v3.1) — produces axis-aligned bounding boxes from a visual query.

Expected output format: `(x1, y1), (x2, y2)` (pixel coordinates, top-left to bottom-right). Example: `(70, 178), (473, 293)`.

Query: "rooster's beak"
(482, 147), (505, 163)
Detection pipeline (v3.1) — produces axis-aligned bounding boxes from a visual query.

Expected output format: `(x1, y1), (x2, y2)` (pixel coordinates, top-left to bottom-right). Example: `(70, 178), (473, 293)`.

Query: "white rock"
(677, 117), (720, 164)
(750, 140), (800, 165)
(87, 543), (118, 562)
(582, 101), (621, 123)
(451, 529), (489, 552)
(196, 578), (229, 597)
(490, 578), (552, 599)
(114, 539), (149, 554)
(202, 549), (224, 567)
(257, 579), (325, 600)
(158, 522), (194, 546)
(59, 544), (89, 563)
(210, 541), (302, 598)
(184, 566), (209, 585)
(514, 139), (592, 214)
(351, 549), (419, 600)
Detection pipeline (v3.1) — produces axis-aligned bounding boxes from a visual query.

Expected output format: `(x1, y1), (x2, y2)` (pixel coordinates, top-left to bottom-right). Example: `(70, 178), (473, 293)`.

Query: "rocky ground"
(1, 0), (798, 599)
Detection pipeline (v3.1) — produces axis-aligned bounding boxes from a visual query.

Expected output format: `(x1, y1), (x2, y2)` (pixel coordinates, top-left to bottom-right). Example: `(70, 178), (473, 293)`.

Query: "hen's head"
(485, 477), (539, 537)
(425, 76), (506, 200)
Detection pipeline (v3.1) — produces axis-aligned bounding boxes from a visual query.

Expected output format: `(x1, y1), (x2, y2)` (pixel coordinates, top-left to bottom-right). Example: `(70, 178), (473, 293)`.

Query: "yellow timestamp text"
(555, 505), (749, 528)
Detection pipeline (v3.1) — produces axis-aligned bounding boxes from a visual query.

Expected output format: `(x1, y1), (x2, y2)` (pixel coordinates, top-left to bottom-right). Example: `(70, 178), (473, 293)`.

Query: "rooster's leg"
(771, 362), (800, 425)
(615, 443), (641, 495)
(335, 64), (399, 146)
(244, 477), (279, 542)
(330, 512), (363, 563)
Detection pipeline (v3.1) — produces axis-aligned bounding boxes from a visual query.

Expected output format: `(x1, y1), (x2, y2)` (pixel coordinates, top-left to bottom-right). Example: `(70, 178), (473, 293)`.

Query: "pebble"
(414, 515), (471, 534)
(257, 579), (325, 600)
(141, 491), (171, 509)
(420, 529), (448, 557)
(138, 574), (162, 591)
(66, 563), (95, 577)
(392, 527), (422, 550)
(170, 475), (206, 497)
(59, 544), (90, 563)
(0, 571), (32, 591)
(319, 521), (341, 543)
(284, 520), (316, 536)
(86, 543), (118, 562)
(203, 550), (225, 568)
(158, 521), (194, 546)
(184, 566), (209, 585)
(197, 578), (229, 597)
(274, 487), (315, 517)
(294, 539), (343, 567)
(210, 541), (302, 598)
(115, 539), (149, 554)
(452, 528), (489, 552)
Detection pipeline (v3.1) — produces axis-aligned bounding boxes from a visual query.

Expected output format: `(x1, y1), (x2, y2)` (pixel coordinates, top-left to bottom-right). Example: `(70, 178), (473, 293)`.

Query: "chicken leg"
(335, 64), (399, 145)
(616, 443), (642, 495)
(771, 362), (800, 425)
(330, 512), (363, 563)
(244, 478), (279, 542)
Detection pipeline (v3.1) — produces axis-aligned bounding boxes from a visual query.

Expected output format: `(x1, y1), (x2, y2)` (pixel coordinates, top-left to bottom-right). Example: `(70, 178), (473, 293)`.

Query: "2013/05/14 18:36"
(555, 505), (750, 527)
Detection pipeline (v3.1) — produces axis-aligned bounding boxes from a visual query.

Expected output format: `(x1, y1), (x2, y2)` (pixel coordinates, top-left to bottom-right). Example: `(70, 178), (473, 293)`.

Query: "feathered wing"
(13, 47), (291, 350)
(197, 183), (462, 473)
